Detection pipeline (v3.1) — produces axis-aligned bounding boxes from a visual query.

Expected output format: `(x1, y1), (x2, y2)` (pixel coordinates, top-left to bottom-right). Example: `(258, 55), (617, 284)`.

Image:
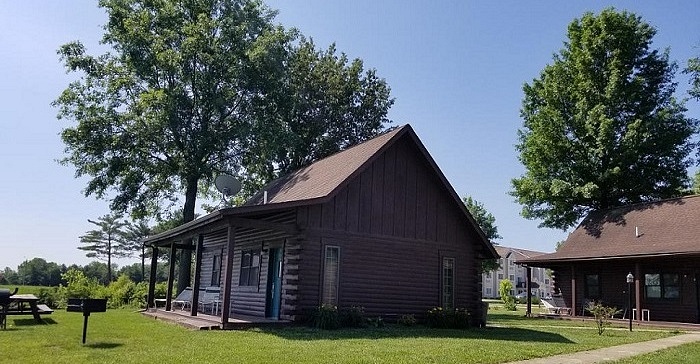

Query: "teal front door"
(266, 248), (283, 318)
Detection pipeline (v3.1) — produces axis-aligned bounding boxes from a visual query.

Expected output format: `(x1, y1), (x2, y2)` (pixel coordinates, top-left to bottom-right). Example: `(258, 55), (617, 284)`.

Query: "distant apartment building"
(482, 246), (553, 299)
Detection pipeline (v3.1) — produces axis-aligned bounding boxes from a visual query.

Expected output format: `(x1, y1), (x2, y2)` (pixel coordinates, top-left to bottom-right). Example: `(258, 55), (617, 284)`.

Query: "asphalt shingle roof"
(244, 126), (404, 206)
(518, 195), (700, 264)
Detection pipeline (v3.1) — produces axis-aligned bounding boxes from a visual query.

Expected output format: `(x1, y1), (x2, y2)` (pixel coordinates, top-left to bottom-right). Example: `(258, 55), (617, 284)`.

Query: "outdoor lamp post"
(626, 272), (634, 332)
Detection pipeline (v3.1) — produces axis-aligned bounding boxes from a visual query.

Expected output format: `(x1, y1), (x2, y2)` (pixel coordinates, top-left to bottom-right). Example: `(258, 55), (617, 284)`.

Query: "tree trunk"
(107, 238), (112, 284)
(177, 176), (198, 294)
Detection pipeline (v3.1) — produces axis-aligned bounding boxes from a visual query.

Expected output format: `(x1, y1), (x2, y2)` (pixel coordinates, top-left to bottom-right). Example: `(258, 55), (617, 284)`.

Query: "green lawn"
(609, 342), (700, 363)
(0, 306), (683, 364)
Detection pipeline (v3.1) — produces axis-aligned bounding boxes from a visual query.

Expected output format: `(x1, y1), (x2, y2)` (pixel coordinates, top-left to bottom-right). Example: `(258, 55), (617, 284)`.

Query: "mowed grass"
(609, 342), (700, 363)
(0, 306), (681, 364)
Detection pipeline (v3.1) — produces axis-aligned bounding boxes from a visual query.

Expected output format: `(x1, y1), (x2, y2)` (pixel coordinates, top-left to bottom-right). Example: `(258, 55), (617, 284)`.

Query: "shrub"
(426, 307), (471, 329)
(312, 304), (340, 330)
(104, 275), (136, 308)
(586, 301), (620, 335)
(499, 280), (517, 311)
(339, 306), (365, 328)
(502, 298), (517, 311)
(59, 268), (103, 306)
(36, 287), (61, 308)
(397, 314), (416, 326)
(515, 295), (541, 305)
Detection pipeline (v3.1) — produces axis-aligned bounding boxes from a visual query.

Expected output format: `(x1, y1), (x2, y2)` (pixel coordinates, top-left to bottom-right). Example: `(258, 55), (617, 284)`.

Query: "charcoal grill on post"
(0, 288), (18, 330)
(66, 298), (107, 343)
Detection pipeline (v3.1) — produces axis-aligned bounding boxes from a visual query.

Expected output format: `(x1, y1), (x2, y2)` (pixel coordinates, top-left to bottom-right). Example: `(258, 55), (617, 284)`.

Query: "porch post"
(635, 262), (642, 321)
(165, 241), (177, 312)
(526, 266), (532, 317)
(220, 226), (236, 327)
(191, 235), (204, 316)
(147, 245), (159, 308)
(570, 265), (576, 316)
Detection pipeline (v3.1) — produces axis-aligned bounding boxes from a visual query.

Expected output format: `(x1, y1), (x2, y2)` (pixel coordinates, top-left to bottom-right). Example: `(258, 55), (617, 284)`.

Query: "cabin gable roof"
(147, 124), (499, 259)
(518, 195), (700, 264)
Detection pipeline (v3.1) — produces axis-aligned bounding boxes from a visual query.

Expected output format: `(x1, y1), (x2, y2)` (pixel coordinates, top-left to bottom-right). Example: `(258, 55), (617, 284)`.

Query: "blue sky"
(1, 1), (698, 270)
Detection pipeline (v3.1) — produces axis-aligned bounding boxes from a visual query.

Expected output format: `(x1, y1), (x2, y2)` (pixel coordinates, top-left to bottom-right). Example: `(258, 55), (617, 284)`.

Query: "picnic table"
(6, 294), (53, 323)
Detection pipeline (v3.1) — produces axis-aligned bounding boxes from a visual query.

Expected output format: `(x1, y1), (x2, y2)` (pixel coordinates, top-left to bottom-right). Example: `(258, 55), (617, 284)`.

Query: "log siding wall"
(199, 211), (297, 319)
(551, 257), (700, 323)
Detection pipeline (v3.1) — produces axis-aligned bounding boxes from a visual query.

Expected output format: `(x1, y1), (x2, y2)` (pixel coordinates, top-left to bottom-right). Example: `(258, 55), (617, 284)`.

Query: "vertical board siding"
(404, 159), (417, 239)
(346, 178), (361, 233)
(358, 169), (373, 233)
(370, 154), (384, 235)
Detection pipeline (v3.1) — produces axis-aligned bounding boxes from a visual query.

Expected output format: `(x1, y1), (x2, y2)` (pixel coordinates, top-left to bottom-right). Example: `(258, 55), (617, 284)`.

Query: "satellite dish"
(214, 175), (241, 208)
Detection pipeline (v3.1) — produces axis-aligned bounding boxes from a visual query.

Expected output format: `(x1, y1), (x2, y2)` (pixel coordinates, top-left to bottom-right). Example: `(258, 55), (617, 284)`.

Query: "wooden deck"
(141, 308), (292, 330)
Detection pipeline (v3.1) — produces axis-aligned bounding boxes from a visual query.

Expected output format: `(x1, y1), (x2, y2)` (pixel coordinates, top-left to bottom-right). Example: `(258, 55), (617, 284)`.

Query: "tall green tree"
(54, 0), (392, 293)
(16, 258), (64, 286)
(243, 38), (393, 191)
(685, 56), (700, 101)
(123, 220), (152, 282)
(78, 213), (128, 283)
(462, 196), (501, 273)
(511, 8), (696, 229)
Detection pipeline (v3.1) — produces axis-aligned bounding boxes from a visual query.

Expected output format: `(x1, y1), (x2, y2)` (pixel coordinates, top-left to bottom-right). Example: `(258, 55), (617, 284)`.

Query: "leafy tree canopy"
(55, 0), (393, 293)
(685, 56), (700, 101)
(78, 213), (129, 283)
(463, 196), (501, 243)
(16, 258), (65, 286)
(243, 38), (393, 192)
(463, 196), (501, 273)
(512, 8), (696, 229)
(123, 220), (152, 281)
(54, 0), (392, 222)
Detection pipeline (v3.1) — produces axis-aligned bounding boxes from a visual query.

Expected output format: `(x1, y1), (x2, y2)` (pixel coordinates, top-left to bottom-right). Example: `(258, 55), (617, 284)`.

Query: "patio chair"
(172, 287), (193, 310)
(550, 294), (571, 315)
(540, 298), (559, 315)
(198, 287), (221, 315)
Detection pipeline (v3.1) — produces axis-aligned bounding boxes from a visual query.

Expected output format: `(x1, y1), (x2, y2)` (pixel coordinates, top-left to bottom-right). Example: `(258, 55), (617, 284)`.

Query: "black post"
(82, 312), (90, 344)
(627, 272), (634, 332)
(628, 280), (632, 331)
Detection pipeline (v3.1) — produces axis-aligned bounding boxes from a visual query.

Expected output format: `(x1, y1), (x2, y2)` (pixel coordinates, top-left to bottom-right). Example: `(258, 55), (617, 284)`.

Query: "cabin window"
(645, 273), (680, 299)
(322, 246), (340, 305)
(239, 249), (261, 287)
(211, 251), (222, 287)
(584, 274), (601, 299)
(442, 257), (455, 309)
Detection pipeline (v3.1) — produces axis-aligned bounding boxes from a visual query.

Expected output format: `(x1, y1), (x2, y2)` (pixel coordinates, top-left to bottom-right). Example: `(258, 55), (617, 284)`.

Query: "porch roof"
(518, 195), (700, 266)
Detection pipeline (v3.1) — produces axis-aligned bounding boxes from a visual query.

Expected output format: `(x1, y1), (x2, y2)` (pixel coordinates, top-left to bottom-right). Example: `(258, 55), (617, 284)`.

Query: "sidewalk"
(505, 331), (700, 364)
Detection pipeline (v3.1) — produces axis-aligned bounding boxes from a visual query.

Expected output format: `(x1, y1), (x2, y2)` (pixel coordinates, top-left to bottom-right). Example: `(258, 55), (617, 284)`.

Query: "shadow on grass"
(488, 312), (545, 322)
(256, 325), (574, 344)
(85, 342), (123, 349)
(10, 318), (58, 326)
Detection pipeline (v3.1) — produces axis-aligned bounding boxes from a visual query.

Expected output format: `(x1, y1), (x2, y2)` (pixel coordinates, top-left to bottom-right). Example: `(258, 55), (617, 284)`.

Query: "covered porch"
(518, 254), (700, 324)
(142, 307), (292, 330)
(144, 206), (303, 329)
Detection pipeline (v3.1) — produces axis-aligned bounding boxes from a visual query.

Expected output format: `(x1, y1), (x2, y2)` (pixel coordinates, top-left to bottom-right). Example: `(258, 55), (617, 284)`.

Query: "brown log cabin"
(145, 125), (498, 328)
(518, 195), (700, 324)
